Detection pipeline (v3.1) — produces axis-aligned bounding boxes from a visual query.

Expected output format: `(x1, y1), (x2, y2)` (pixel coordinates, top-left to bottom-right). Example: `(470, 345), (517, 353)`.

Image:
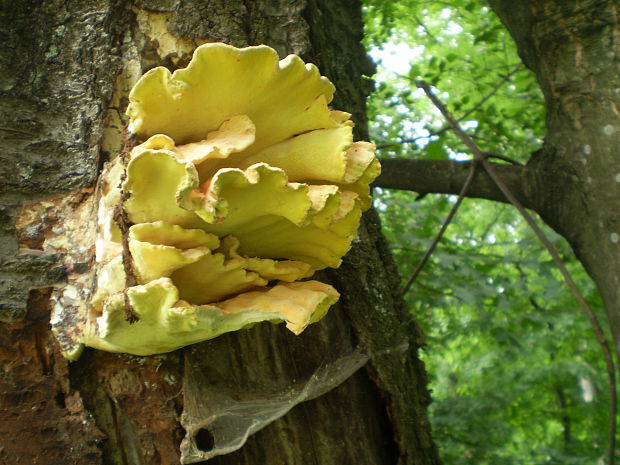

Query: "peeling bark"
(0, 289), (105, 465)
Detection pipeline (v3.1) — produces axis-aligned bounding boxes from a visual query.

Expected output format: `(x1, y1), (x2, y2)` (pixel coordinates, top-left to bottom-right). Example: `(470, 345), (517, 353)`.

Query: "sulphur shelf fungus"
(80, 42), (380, 357)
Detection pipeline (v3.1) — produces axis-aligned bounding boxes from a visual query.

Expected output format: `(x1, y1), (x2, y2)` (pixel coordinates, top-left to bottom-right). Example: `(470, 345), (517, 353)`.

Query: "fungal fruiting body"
(83, 43), (380, 356)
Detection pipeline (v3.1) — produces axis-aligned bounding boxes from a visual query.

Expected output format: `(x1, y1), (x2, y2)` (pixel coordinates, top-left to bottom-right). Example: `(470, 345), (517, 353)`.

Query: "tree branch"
(377, 64), (521, 150)
(412, 79), (616, 465)
(374, 157), (533, 209)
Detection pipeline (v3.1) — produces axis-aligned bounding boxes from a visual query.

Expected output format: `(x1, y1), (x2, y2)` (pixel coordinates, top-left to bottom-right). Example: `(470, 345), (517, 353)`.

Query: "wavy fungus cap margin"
(80, 43), (380, 357)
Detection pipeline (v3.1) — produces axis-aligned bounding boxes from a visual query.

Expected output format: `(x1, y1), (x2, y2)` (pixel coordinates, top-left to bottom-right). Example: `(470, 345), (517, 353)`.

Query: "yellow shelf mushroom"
(84, 43), (379, 357)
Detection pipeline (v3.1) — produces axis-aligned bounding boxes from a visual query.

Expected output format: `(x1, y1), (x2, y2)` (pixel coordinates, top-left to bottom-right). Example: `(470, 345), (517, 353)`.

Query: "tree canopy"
(364, 0), (615, 463)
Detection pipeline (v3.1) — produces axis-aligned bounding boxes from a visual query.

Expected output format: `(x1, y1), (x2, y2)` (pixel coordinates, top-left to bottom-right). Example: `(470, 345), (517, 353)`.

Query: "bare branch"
(415, 80), (617, 465)
(377, 63), (521, 150)
(374, 158), (533, 208)
(401, 164), (477, 295)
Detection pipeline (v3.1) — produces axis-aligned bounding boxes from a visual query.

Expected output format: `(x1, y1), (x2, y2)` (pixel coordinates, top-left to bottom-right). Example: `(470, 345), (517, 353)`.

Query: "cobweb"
(180, 348), (369, 463)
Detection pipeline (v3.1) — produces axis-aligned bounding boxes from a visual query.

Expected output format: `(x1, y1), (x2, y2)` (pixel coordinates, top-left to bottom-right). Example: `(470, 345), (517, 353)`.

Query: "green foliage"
(379, 191), (611, 464)
(364, 0), (544, 163)
(364, 1), (614, 464)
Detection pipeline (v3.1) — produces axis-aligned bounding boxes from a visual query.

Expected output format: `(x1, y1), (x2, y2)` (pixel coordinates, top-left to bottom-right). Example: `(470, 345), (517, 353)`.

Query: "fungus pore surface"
(83, 43), (379, 356)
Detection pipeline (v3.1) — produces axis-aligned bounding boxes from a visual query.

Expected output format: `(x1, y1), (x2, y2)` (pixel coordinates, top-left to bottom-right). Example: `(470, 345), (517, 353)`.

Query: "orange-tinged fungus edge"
(82, 43), (380, 357)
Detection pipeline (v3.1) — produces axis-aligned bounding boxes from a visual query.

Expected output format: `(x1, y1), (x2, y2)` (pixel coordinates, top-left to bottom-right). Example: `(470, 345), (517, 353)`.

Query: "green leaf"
(425, 140), (448, 159)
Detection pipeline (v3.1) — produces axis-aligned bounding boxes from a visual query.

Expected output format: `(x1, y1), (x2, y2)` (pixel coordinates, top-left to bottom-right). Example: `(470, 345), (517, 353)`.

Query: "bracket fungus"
(82, 43), (379, 357)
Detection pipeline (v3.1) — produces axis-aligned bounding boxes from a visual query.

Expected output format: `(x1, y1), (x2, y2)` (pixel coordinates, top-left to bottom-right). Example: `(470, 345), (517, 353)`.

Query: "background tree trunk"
(0, 1), (441, 464)
(487, 0), (620, 363)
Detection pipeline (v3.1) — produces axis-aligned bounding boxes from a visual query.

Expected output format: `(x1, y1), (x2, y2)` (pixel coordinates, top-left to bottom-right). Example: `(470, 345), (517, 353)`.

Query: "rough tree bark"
(377, 0), (620, 363)
(0, 1), (441, 465)
(490, 0), (620, 365)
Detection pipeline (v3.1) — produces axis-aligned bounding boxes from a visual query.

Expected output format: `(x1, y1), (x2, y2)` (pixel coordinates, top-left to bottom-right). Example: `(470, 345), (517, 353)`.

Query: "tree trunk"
(0, 1), (441, 464)
(486, 0), (620, 363)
